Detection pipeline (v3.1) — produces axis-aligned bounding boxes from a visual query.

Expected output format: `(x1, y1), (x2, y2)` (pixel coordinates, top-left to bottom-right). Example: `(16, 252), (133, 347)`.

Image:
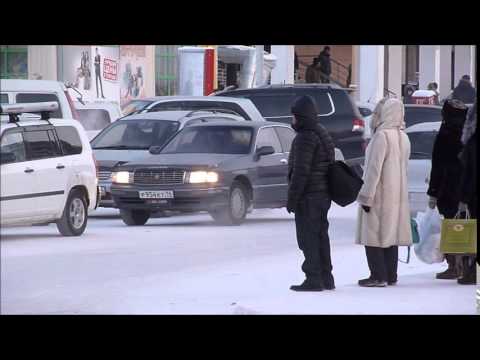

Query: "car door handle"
(56, 164), (65, 170)
(24, 168), (34, 173)
(280, 159), (288, 164)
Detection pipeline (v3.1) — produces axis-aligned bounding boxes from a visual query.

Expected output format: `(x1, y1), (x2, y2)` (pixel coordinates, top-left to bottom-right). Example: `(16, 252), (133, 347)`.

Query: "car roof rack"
(185, 108), (242, 117)
(0, 102), (58, 125)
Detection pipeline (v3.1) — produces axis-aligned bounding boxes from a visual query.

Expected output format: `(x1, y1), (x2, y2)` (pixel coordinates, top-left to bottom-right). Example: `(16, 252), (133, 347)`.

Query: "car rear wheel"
(210, 181), (249, 225)
(120, 209), (151, 226)
(56, 189), (88, 236)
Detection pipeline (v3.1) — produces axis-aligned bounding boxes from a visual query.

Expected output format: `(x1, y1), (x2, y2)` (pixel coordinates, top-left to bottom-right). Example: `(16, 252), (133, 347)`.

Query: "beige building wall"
(28, 45), (57, 80)
(144, 45), (156, 98)
(387, 46), (403, 97)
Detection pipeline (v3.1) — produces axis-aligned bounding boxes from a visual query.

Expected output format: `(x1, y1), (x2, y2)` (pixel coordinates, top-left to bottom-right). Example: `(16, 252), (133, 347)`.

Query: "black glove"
(286, 199), (296, 214)
(362, 205), (371, 213)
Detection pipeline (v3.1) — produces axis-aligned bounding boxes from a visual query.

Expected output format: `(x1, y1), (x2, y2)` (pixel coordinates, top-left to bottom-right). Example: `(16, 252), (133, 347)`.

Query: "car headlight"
(111, 171), (132, 184)
(188, 171), (219, 184)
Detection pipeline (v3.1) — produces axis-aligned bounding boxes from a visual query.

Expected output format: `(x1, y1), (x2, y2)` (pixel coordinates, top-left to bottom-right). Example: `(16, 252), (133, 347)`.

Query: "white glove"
(428, 197), (437, 209)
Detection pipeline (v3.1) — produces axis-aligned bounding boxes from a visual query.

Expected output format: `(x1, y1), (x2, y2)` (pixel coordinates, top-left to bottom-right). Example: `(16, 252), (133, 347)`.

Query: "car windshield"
(121, 100), (153, 116)
(407, 131), (437, 159)
(161, 126), (253, 154)
(91, 119), (180, 150)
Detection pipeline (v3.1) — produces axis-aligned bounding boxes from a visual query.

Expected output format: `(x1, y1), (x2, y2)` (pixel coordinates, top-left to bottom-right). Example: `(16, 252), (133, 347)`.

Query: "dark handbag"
(327, 161), (363, 207)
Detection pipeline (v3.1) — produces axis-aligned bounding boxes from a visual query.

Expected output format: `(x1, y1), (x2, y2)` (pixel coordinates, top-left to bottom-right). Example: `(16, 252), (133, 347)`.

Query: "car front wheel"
(209, 181), (249, 225)
(56, 189), (88, 236)
(120, 209), (151, 226)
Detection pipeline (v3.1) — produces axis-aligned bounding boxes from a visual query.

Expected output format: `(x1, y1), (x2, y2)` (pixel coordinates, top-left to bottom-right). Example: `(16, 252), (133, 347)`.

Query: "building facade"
(270, 45), (477, 104)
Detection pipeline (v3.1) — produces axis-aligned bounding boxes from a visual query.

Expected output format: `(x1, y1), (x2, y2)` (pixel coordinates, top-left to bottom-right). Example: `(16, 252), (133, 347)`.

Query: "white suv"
(0, 102), (98, 236)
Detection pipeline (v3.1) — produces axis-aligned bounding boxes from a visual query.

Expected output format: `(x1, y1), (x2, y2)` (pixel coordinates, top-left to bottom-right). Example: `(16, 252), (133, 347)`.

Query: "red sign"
(103, 58), (118, 81)
(204, 48), (215, 96)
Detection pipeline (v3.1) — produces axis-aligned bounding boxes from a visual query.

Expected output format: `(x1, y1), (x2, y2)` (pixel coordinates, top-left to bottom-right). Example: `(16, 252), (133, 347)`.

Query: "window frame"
(54, 126), (84, 156)
(254, 126), (283, 154)
(23, 127), (63, 161)
(0, 45), (28, 79)
(274, 126), (296, 153)
(0, 129), (28, 164)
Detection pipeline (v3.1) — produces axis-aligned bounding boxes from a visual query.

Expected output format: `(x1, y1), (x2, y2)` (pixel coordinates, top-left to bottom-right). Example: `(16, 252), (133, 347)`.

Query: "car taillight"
(64, 90), (80, 120)
(352, 118), (365, 133)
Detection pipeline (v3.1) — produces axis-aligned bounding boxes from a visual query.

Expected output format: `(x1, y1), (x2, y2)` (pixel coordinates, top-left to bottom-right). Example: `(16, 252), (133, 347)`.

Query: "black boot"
(290, 280), (324, 292)
(358, 277), (386, 287)
(457, 257), (476, 285)
(436, 255), (459, 279)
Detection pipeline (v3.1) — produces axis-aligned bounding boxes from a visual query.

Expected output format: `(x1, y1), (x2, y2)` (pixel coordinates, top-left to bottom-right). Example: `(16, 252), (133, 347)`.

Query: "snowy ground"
(1, 204), (477, 315)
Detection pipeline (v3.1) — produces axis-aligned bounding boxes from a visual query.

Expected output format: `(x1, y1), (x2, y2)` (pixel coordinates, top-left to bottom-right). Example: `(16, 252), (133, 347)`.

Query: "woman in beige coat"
(356, 98), (412, 287)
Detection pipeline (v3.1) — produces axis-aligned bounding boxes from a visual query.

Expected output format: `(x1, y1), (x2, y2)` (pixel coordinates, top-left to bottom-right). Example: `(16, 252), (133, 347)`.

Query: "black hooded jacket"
(288, 96), (335, 206)
(452, 80), (476, 104)
(427, 99), (468, 216)
(318, 50), (331, 76)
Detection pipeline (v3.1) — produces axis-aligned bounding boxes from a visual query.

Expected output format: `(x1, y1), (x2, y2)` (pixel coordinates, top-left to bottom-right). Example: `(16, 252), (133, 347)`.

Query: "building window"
(0, 46), (28, 79)
(155, 45), (180, 96)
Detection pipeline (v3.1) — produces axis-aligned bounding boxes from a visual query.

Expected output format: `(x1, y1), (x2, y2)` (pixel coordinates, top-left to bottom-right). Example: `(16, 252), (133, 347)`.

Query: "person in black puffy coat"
(287, 95), (335, 292)
(427, 99), (468, 280)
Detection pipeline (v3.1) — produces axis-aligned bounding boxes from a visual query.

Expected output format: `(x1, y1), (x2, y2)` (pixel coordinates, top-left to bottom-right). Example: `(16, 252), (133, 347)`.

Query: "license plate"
(139, 190), (174, 199)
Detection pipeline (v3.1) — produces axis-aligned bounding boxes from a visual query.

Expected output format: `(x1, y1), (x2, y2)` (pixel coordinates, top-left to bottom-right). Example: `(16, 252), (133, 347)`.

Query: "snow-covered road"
(1, 205), (476, 314)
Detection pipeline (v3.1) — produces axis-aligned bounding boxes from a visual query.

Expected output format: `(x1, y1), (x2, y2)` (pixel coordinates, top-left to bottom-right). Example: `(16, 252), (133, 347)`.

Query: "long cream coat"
(355, 98), (413, 248)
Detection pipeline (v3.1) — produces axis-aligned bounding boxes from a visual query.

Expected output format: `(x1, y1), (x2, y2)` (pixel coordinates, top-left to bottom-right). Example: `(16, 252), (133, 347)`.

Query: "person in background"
(94, 47), (105, 99)
(287, 95), (336, 292)
(356, 98), (412, 287)
(451, 75), (476, 104)
(457, 102), (477, 285)
(318, 46), (332, 84)
(427, 82), (440, 104)
(427, 99), (468, 280)
(461, 101), (476, 145)
(305, 57), (321, 83)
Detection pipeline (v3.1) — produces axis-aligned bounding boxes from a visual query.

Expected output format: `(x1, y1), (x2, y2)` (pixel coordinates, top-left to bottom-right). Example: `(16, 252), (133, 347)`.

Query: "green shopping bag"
(440, 210), (477, 254)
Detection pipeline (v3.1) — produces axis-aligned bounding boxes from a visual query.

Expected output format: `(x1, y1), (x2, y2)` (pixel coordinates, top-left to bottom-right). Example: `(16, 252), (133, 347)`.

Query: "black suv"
(110, 121), (298, 226)
(217, 84), (365, 162)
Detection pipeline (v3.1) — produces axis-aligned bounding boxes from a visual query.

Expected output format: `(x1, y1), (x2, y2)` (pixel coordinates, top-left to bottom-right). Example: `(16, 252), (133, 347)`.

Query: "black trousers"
(294, 193), (334, 287)
(365, 246), (398, 283)
(95, 69), (104, 97)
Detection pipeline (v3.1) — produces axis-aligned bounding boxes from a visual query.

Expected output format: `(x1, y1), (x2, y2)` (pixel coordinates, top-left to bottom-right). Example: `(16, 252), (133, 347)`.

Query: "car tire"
(210, 181), (249, 225)
(120, 209), (150, 226)
(56, 189), (88, 236)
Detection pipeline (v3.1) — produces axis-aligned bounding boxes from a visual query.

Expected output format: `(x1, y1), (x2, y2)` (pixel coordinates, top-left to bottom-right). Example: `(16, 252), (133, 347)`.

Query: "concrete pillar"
(454, 45), (471, 87)
(28, 45), (57, 80)
(144, 45), (156, 98)
(387, 45), (403, 97)
(471, 45), (477, 88)
(419, 45), (436, 89)
(351, 45), (360, 101)
(270, 45), (294, 85)
(434, 45), (452, 99)
(255, 45), (264, 87)
(358, 45), (384, 103)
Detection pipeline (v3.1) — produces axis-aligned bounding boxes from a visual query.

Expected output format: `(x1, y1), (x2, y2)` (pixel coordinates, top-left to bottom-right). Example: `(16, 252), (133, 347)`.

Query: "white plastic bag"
(414, 208), (445, 264)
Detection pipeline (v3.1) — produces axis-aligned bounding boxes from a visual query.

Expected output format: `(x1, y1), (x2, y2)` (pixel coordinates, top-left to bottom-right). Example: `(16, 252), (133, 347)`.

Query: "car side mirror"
(254, 145), (275, 161)
(149, 145), (163, 155)
(0, 152), (16, 165)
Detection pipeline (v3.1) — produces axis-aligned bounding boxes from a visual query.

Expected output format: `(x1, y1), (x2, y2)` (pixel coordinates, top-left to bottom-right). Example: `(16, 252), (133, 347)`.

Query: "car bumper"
(98, 181), (117, 208)
(111, 184), (230, 212)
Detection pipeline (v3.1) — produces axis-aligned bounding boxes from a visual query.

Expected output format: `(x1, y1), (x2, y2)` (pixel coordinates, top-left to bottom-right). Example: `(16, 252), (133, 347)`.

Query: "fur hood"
(370, 98), (405, 133)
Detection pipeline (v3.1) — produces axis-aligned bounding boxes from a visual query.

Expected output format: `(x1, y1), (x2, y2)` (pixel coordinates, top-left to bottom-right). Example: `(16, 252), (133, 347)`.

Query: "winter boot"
(290, 279), (324, 292)
(457, 257), (476, 285)
(358, 277), (387, 287)
(436, 255), (459, 279)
